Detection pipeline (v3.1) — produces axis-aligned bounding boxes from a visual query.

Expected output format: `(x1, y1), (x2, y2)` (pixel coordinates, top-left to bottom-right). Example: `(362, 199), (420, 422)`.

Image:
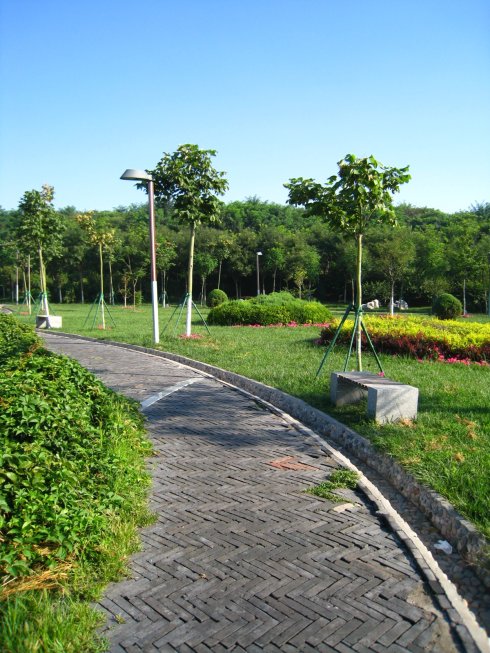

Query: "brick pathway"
(41, 334), (469, 652)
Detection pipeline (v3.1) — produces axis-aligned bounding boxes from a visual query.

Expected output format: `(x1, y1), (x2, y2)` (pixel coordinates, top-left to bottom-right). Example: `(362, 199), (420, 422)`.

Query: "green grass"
(13, 302), (490, 540)
(304, 469), (360, 502)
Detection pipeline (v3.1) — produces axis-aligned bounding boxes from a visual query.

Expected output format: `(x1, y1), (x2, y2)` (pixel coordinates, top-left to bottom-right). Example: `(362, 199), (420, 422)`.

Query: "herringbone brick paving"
(41, 335), (466, 652)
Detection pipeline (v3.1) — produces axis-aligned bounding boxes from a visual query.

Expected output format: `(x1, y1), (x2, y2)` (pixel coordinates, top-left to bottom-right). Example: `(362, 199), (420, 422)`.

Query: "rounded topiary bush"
(432, 293), (463, 320)
(207, 288), (228, 307)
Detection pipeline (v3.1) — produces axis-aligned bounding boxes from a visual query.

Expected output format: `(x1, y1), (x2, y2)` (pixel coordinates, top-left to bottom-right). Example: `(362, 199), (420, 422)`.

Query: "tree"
(284, 238), (320, 299)
(211, 231), (236, 290)
(17, 185), (64, 316)
(285, 154), (410, 370)
(147, 145), (228, 335)
(156, 233), (177, 307)
(194, 252), (218, 305)
(369, 226), (416, 314)
(76, 212), (115, 329)
(410, 228), (449, 302)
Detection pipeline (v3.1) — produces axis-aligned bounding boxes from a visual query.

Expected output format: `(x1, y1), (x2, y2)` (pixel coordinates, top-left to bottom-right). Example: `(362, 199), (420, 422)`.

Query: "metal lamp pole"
(256, 251), (262, 296)
(120, 169), (159, 344)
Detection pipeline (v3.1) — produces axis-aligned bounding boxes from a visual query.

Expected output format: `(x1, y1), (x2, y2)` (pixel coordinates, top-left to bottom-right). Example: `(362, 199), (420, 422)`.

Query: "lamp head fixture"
(120, 168), (153, 182)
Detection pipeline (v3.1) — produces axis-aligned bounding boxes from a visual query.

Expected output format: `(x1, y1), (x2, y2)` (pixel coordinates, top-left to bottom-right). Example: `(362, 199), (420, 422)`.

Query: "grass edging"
(74, 334), (490, 587)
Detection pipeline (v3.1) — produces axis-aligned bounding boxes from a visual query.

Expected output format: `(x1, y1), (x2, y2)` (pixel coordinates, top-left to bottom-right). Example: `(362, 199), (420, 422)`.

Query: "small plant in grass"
(432, 293), (463, 320)
(207, 288), (228, 307)
(304, 468), (360, 502)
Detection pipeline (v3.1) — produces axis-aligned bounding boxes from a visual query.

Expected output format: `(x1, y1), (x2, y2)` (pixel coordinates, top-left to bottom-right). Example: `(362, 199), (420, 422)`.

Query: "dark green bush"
(207, 288), (228, 307)
(208, 297), (332, 326)
(432, 293), (463, 320)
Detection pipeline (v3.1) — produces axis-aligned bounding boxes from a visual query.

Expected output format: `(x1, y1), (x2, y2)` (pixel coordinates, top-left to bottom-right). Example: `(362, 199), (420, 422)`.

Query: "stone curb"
(44, 332), (490, 651)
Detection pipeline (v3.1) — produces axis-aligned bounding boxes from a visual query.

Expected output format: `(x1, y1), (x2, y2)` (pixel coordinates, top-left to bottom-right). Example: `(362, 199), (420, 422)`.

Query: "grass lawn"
(13, 301), (490, 540)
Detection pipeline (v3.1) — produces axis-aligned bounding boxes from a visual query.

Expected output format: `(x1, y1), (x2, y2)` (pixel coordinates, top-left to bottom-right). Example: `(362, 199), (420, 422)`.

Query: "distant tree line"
(1, 194), (489, 312)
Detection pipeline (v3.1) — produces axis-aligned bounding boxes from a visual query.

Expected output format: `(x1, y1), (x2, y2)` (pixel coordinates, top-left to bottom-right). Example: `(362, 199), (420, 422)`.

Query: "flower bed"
(318, 315), (490, 364)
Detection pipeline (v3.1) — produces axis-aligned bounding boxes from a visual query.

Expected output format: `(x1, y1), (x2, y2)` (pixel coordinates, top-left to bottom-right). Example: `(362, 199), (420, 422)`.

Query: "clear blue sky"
(1, 0), (489, 213)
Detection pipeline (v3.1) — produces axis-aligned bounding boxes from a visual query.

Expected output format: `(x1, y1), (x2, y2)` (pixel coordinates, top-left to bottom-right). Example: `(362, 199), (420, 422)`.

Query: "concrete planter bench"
(36, 315), (63, 329)
(330, 371), (418, 424)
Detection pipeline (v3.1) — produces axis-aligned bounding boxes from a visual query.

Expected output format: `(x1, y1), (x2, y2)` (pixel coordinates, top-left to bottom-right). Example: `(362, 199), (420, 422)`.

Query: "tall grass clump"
(0, 314), (153, 652)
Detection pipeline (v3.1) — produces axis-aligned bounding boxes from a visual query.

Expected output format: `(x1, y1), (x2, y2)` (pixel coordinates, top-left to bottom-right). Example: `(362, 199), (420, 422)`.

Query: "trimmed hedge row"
(208, 294), (333, 326)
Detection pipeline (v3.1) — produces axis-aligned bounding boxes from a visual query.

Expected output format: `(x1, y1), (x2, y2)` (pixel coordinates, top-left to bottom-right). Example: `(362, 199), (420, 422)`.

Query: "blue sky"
(1, 0), (489, 213)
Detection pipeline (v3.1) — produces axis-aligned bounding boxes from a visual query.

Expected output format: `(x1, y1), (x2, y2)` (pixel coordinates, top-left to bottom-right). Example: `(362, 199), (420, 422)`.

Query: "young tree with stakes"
(285, 154), (410, 371)
(146, 144), (228, 336)
(17, 185), (64, 318)
(76, 212), (115, 329)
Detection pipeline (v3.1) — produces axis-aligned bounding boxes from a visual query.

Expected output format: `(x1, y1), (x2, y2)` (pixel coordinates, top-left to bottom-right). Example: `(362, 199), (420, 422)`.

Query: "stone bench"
(330, 371), (418, 424)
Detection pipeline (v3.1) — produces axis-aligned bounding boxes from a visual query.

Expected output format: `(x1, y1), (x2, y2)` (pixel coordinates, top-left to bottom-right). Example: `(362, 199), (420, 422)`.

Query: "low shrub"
(207, 288), (228, 307)
(0, 317), (152, 581)
(208, 296), (332, 326)
(318, 314), (490, 363)
(432, 293), (463, 320)
(0, 314), (41, 365)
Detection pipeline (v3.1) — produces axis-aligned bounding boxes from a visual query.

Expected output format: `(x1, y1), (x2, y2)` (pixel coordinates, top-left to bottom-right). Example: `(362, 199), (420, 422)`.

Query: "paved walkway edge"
(46, 333), (489, 652)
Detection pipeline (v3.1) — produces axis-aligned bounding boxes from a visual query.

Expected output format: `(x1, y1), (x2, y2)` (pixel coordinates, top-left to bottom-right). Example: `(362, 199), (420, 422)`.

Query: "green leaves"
(0, 315), (151, 581)
(148, 144), (229, 227)
(285, 153), (411, 237)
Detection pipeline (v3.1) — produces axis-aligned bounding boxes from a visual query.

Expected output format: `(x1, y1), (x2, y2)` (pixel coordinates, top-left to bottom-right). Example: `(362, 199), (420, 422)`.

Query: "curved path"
(41, 333), (487, 653)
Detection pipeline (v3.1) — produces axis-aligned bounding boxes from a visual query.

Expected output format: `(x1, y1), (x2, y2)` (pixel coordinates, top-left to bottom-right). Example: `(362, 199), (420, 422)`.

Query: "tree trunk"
(162, 270), (167, 307)
(79, 266), (85, 304)
(463, 278), (467, 315)
(217, 260), (222, 290)
(273, 269), (277, 293)
(200, 276), (205, 306)
(186, 222), (196, 336)
(39, 246), (50, 316)
(356, 234), (363, 371)
(108, 258), (114, 304)
(27, 255), (32, 314)
(390, 280), (395, 316)
(99, 242), (105, 329)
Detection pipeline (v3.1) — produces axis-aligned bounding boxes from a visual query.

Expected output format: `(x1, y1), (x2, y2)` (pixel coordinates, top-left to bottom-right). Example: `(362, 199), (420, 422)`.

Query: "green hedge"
(208, 295), (333, 326)
(0, 315), (151, 580)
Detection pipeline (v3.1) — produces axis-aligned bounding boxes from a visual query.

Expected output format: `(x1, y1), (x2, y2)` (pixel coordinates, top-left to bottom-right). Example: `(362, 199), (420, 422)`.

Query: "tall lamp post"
(256, 251), (262, 296)
(120, 169), (159, 344)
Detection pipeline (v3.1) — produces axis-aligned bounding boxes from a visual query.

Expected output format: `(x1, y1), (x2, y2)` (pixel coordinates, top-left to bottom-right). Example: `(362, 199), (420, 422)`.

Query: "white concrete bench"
(330, 371), (418, 424)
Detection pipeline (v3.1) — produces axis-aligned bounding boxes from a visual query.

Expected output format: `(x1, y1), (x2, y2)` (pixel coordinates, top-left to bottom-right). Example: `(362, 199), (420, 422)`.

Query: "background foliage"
(1, 196), (490, 313)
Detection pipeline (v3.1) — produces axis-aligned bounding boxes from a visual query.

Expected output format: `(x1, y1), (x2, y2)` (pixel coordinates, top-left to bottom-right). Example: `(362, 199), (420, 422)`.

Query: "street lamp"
(120, 169), (159, 344)
(256, 251), (262, 296)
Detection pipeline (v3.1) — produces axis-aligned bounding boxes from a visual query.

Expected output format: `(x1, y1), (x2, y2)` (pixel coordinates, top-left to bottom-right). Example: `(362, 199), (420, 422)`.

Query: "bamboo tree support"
(316, 304), (384, 377)
(83, 293), (116, 330)
(161, 293), (210, 337)
(17, 290), (34, 316)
